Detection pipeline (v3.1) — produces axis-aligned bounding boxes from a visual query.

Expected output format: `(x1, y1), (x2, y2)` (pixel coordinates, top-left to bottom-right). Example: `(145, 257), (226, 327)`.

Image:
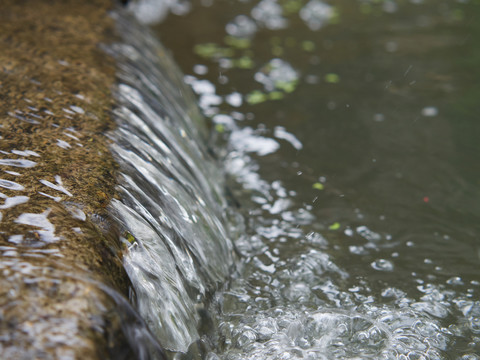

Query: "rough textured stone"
(0, 1), (134, 358)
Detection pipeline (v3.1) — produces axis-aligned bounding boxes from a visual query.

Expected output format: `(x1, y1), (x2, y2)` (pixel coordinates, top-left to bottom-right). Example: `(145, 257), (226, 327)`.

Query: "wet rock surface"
(0, 1), (133, 358)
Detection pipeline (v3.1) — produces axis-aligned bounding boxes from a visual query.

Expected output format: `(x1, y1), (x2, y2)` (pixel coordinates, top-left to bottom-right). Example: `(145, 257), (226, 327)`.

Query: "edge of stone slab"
(0, 0), (164, 358)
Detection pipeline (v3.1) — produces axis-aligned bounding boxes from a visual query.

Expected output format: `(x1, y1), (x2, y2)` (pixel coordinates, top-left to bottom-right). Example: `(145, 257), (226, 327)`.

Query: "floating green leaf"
(329, 222), (340, 230)
(194, 43), (234, 59)
(285, 37), (296, 47)
(125, 232), (136, 243)
(275, 79), (298, 93)
(282, 0), (303, 14)
(270, 37), (282, 46)
(194, 43), (218, 58)
(269, 91), (285, 100)
(233, 56), (254, 69)
(329, 7), (341, 24)
(452, 9), (464, 21)
(272, 45), (284, 56)
(224, 36), (251, 49)
(312, 182), (324, 190)
(215, 124), (225, 133)
(360, 3), (372, 15)
(246, 90), (268, 105)
(325, 73), (340, 84)
(301, 40), (315, 52)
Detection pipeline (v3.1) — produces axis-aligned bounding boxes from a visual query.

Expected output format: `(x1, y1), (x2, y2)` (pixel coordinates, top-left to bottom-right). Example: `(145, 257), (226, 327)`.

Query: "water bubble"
(234, 327), (257, 347)
(349, 245), (367, 255)
(385, 41), (399, 52)
(356, 225), (382, 241)
(254, 318), (277, 340)
(382, 287), (406, 299)
(461, 354), (480, 360)
(225, 92), (243, 107)
(421, 106), (438, 117)
(230, 127), (279, 156)
(411, 301), (449, 318)
(283, 282), (311, 302)
(446, 276), (464, 285)
(251, 0), (288, 30)
(191, 79), (215, 95)
(205, 353), (220, 360)
(274, 126), (303, 150)
(199, 93), (222, 111)
(255, 59), (298, 93)
(371, 259), (394, 271)
(300, 0), (334, 31)
(226, 15), (257, 38)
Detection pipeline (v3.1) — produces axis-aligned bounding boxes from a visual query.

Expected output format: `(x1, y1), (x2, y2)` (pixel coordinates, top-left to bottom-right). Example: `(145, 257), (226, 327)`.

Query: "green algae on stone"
(0, 0), (132, 358)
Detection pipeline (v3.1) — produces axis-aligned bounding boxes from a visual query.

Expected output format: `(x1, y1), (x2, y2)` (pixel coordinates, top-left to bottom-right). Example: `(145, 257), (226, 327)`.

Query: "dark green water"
(147, 0), (479, 358)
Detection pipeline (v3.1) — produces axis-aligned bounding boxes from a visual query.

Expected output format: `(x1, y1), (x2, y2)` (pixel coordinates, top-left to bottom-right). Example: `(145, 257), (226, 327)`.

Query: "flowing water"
(107, 10), (241, 355)
(4, 2), (478, 358)
(117, 0), (480, 358)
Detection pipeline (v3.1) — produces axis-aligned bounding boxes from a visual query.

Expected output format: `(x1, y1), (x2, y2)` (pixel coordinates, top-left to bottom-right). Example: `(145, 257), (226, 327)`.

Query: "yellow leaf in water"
(329, 222), (340, 230)
(312, 182), (324, 190)
(325, 73), (340, 84)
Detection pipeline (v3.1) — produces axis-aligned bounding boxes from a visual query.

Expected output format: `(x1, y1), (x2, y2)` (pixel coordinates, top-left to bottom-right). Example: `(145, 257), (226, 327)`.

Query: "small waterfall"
(100, 3), (480, 359)
(105, 10), (238, 353)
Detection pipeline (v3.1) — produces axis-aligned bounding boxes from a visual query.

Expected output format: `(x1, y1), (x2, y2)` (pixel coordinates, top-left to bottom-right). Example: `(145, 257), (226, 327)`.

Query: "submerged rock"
(0, 1), (153, 358)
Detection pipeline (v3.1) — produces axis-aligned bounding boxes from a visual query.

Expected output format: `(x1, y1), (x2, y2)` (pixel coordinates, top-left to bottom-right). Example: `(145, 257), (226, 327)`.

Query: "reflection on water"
(145, 0), (480, 358)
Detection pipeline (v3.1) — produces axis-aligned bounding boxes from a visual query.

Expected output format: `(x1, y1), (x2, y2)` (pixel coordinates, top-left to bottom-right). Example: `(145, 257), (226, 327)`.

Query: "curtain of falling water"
(105, 10), (240, 353)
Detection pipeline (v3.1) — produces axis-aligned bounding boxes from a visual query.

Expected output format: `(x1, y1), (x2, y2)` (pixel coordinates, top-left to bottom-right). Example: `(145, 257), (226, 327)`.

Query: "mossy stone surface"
(0, 0), (134, 358)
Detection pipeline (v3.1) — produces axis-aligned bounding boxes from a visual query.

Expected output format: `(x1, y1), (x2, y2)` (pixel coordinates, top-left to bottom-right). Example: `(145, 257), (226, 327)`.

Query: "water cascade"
(2, 0), (477, 358)
(106, 10), (239, 354)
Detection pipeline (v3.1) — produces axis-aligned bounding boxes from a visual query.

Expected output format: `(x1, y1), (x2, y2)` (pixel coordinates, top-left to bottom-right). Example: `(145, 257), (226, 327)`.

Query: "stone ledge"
(0, 1), (137, 358)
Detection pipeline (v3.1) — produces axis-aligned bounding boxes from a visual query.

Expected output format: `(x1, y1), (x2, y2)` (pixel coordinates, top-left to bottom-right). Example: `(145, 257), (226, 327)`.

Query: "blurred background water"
(122, 0), (480, 358)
